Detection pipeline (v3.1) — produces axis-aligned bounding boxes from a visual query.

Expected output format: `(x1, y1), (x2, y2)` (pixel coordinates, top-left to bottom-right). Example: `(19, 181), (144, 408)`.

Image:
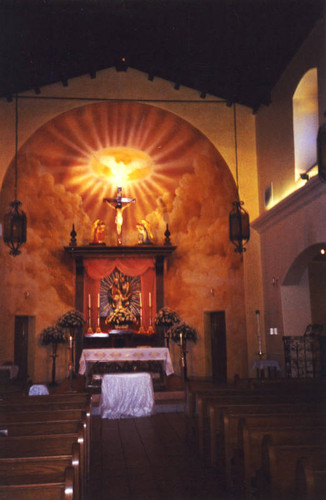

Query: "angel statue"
(136, 220), (153, 245)
(92, 219), (106, 244)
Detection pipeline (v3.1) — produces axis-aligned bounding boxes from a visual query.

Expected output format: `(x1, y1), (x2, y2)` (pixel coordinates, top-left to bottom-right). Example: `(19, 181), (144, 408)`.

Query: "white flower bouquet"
(40, 326), (67, 345)
(57, 309), (85, 328)
(105, 307), (136, 326)
(155, 307), (180, 328)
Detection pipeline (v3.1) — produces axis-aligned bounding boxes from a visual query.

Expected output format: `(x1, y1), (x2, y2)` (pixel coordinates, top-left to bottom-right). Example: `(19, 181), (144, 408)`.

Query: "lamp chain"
(14, 93), (18, 202)
(233, 103), (239, 193)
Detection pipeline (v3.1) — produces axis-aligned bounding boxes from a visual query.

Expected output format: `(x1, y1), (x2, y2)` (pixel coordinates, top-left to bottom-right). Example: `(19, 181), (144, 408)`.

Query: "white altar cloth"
(99, 373), (154, 419)
(78, 347), (174, 376)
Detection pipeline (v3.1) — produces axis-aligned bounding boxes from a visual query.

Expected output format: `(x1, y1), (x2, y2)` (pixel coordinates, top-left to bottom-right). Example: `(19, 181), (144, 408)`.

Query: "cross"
(103, 187), (136, 245)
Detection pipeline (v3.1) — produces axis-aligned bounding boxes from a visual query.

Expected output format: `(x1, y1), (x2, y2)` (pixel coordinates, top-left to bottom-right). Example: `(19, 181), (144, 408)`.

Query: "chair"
(28, 384), (49, 395)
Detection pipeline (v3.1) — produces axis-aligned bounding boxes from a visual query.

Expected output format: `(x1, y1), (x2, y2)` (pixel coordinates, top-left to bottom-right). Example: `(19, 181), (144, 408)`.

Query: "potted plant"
(57, 309), (85, 379)
(169, 321), (198, 381)
(155, 307), (180, 347)
(40, 325), (67, 386)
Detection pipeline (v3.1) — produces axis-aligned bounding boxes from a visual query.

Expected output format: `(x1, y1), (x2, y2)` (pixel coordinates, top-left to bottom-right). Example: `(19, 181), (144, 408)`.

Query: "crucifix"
(103, 187), (136, 245)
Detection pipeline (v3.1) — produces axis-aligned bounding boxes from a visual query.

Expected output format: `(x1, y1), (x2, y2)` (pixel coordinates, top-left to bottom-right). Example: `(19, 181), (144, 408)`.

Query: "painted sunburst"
(21, 101), (220, 234)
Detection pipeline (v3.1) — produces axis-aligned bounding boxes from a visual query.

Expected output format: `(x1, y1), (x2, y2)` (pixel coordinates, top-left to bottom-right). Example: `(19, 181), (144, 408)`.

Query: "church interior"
(0, 1), (325, 499)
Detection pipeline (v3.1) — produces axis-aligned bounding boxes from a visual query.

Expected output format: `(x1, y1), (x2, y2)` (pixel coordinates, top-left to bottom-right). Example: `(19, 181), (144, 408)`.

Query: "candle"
(256, 310), (262, 353)
(98, 293), (100, 308)
(139, 292), (142, 308)
(149, 292), (152, 308)
(69, 336), (73, 349)
(88, 294), (91, 308)
(180, 332), (183, 345)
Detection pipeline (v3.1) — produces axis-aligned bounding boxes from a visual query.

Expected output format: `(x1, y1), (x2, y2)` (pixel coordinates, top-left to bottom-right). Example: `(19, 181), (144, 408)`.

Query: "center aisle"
(88, 412), (228, 500)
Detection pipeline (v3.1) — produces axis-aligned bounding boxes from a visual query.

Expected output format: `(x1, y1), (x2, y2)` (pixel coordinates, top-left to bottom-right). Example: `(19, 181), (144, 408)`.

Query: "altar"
(64, 244), (176, 370)
(78, 347), (174, 390)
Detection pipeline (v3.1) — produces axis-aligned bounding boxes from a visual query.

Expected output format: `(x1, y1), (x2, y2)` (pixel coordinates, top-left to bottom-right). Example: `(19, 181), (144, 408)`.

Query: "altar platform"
(79, 347), (173, 391)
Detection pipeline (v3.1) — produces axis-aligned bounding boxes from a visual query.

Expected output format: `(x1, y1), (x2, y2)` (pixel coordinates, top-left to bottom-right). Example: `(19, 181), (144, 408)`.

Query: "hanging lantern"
(3, 200), (27, 256)
(229, 200), (250, 253)
(3, 95), (27, 256)
(229, 104), (250, 253)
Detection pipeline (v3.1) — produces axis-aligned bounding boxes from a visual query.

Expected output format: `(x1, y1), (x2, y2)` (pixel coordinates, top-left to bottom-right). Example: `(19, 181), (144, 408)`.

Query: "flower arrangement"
(169, 321), (198, 344)
(105, 307), (136, 326)
(57, 309), (85, 329)
(40, 326), (67, 346)
(155, 307), (180, 328)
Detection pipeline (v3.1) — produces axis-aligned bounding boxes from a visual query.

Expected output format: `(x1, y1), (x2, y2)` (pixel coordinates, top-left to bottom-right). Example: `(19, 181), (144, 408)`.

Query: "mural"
(0, 101), (247, 381)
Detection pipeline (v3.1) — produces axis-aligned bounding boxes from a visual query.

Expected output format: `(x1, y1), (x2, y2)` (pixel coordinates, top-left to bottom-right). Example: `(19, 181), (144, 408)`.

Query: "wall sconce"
(3, 95), (27, 256)
(300, 173), (309, 182)
(271, 277), (279, 287)
(229, 104), (250, 253)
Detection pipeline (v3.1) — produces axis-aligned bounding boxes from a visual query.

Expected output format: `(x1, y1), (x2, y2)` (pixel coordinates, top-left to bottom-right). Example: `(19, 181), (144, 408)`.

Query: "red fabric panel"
(84, 258), (154, 279)
(83, 258), (156, 332)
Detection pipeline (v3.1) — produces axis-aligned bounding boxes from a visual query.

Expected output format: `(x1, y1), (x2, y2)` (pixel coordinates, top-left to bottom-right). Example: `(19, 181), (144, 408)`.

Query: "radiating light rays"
(16, 101), (225, 236)
(90, 147), (153, 187)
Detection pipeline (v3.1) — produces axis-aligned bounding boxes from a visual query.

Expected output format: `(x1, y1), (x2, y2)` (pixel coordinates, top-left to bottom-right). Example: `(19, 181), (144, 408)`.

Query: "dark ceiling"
(0, 0), (324, 111)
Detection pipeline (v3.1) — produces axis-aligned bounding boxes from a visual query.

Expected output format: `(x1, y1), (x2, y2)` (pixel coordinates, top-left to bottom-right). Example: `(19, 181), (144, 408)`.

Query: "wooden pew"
(295, 456), (326, 500)
(0, 434), (83, 499)
(0, 407), (91, 476)
(221, 408), (326, 492)
(235, 420), (326, 499)
(0, 400), (90, 412)
(0, 462), (75, 500)
(195, 382), (324, 461)
(0, 391), (92, 499)
(257, 434), (326, 500)
(0, 408), (88, 424)
(0, 419), (85, 437)
(208, 397), (323, 468)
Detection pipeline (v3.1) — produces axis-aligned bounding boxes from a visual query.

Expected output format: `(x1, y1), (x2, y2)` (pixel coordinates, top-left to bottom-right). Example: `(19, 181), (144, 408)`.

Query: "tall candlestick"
(256, 310), (262, 354)
(149, 292), (152, 308)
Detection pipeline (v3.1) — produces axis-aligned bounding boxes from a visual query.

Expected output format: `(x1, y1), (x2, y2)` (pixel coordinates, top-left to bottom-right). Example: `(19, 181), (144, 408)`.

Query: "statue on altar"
(108, 277), (123, 310)
(103, 187), (135, 245)
(120, 275), (132, 307)
(108, 274), (132, 311)
(136, 220), (153, 245)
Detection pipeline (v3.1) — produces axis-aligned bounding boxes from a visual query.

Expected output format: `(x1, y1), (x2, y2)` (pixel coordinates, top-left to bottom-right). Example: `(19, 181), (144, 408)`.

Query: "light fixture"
(229, 104), (250, 253)
(3, 95), (27, 256)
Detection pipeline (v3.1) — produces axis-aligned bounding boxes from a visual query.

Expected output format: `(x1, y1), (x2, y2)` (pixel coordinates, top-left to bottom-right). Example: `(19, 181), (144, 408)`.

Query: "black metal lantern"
(317, 122), (326, 182)
(229, 200), (250, 253)
(3, 200), (27, 256)
(3, 95), (27, 256)
(229, 104), (250, 253)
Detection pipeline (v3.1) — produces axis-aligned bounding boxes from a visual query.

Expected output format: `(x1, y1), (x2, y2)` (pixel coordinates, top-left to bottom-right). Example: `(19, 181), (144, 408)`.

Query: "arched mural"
(0, 102), (247, 382)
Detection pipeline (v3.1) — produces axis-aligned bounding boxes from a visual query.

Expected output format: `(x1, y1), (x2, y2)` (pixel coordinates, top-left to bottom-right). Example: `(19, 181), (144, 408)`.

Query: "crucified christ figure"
(103, 187), (136, 245)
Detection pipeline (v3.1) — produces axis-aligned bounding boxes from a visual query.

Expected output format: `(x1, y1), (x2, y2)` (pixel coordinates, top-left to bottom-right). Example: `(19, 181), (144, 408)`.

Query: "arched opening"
(293, 68), (319, 181)
(281, 243), (326, 336)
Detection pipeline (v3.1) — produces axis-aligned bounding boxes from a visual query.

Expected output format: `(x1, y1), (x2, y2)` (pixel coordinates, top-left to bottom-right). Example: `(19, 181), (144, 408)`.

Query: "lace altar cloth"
(99, 372), (154, 419)
(78, 347), (174, 376)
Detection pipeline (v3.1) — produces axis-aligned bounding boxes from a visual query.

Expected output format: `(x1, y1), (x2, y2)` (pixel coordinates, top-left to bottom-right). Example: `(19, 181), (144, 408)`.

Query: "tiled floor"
(88, 412), (228, 500)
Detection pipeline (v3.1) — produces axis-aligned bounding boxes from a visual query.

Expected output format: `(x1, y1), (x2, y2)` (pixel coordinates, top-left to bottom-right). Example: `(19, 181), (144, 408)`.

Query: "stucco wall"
(253, 19), (326, 373)
(0, 68), (260, 383)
